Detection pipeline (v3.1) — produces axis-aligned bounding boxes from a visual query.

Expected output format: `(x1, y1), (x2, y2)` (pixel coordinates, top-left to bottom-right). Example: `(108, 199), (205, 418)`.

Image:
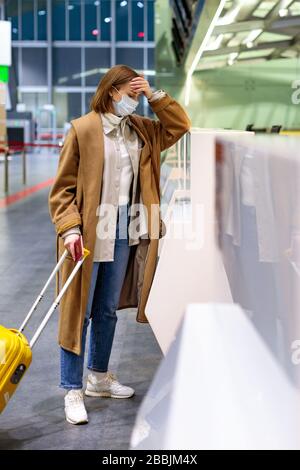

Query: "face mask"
(112, 86), (139, 116)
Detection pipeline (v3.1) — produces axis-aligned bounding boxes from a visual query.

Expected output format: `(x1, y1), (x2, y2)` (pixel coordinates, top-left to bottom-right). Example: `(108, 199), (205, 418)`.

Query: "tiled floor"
(0, 149), (58, 199)
(0, 152), (162, 450)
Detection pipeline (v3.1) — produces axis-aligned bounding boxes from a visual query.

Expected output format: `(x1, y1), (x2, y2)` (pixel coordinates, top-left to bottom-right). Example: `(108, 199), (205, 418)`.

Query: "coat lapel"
(74, 111), (105, 216)
(128, 114), (150, 156)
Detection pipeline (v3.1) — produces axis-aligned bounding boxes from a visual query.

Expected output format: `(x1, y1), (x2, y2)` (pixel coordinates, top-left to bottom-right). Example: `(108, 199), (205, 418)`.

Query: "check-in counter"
(131, 303), (300, 450)
(132, 132), (300, 449)
(216, 134), (300, 385)
(146, 129), (252, 354)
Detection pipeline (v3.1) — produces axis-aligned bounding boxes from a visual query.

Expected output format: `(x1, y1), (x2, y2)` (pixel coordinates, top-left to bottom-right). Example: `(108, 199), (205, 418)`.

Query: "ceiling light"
(104, 17), (112, 23)
(205, 34), (224, 51)
(120, 1), (128, 6)
(228, 52), (238, 66)
(243, 29), (263, 45)
(94, 1), (100, 6)
(279, 8), (288, 17)
(217, 4), (241, 25)
(137, 1), (144, 8)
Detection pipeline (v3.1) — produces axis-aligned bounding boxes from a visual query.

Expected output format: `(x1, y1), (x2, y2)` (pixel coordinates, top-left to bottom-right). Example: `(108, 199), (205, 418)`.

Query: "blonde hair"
(90, 64), (141, 114)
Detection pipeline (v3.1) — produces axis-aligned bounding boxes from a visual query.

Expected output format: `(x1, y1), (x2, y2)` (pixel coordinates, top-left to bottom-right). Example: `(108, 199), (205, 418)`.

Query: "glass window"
(67, 92), (82, 120)
(11, 48), (19, 110)
(85, 92), (95, 114)
(22, 0), (34, 40)
(6, 0), (19, 40)
(53, 48), (82, 86)
(132, 0), (144, 42)
(19, 92), (48, 120)
(12, 47), (19, 82)
(85, 48), (110, 86)
(147, 0), (154, 41)
(147, 73), (155, 117)
(69, 0), (81, 41)
(135, 96), (144, 116)
(116, 0), (128, 41)
(85, 1), (98, 41)
(37, 0), (47, 40)
(101, 0), (111, 41)
(116, 48), (143, 69)
(54, 91), (82, 126)
(52, 0), (66, 40)
(21, 48), (47, 86)
(148, 47), (154, 69)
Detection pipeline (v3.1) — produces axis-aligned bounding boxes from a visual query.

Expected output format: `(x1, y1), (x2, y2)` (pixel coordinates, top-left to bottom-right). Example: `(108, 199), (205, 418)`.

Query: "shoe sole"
(65, 413), (89, 425)
(85, 390), (135, 399)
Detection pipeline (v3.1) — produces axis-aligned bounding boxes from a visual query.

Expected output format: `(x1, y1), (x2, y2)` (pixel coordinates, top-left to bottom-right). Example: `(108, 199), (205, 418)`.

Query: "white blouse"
(118, 130), (133, 205)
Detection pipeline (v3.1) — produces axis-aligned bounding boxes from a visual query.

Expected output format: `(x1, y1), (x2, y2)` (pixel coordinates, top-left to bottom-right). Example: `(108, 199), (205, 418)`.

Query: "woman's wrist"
(147, 89), (167, 102)
(61, 225), (81, 239)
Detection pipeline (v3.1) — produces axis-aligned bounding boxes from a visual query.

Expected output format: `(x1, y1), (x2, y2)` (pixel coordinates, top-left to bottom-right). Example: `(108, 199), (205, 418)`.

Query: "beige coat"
(48, 92), (191, 355)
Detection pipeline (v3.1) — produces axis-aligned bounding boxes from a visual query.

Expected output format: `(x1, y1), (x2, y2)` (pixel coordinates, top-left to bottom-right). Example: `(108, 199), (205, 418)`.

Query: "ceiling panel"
(194, 0), (300, 71)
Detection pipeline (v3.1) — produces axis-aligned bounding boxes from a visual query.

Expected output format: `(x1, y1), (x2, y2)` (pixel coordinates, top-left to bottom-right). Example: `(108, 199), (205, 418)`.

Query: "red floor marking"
(0, 178), (54, 208)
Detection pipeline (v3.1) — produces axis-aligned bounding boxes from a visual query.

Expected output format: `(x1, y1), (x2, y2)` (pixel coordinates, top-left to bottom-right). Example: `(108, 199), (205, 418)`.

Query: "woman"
(48, 64), (191, 425)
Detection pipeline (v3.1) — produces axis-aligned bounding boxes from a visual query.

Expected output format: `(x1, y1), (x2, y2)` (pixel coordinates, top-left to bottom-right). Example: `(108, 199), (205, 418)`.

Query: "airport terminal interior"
(1, 0), (300, 451)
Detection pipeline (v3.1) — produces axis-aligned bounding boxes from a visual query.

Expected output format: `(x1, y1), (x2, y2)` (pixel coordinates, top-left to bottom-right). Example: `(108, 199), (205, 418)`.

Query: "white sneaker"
(85, 371), (135, 399)
(64, 389), (88, 425)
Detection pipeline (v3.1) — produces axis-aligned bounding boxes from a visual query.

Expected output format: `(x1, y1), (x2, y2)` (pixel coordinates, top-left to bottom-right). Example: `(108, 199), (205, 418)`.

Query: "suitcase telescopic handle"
(18, 247), (90, 349)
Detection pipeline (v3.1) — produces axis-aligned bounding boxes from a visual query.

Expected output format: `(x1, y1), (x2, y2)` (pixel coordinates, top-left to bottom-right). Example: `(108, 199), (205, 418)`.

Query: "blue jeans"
(60, 204), (131, 390)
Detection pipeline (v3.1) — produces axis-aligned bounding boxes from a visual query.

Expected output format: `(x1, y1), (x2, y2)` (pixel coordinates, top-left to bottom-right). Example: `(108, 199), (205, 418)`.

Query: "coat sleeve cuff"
(148, 89), (167, 102)
(61, 225), (81, 239)
(147, 92), (173, 113)
(56, 210), (82, 237)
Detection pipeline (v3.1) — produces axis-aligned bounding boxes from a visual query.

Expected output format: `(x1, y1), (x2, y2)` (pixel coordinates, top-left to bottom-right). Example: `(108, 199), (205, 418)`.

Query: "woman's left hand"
(130, 74), (153, 100)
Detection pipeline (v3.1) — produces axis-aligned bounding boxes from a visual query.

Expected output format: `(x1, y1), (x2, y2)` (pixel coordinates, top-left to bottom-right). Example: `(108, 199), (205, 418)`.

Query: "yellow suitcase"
(0, 248), (90, 413)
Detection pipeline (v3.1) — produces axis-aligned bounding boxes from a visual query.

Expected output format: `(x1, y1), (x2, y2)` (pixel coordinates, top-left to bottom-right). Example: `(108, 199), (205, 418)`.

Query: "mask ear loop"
(112, 85), (121, 97)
